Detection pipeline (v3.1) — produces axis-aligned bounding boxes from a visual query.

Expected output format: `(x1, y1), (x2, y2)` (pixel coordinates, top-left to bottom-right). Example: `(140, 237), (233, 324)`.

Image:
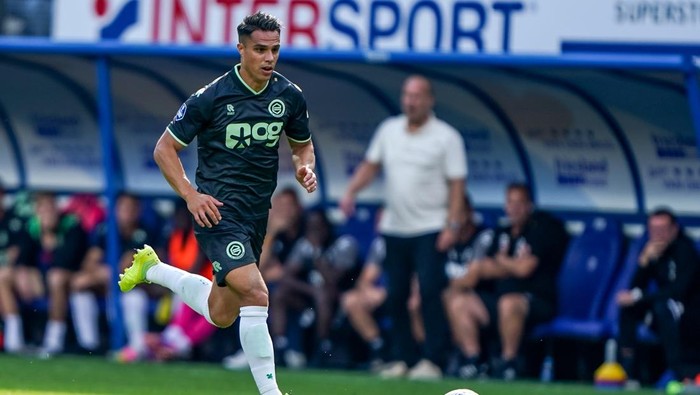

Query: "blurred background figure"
(270, 208), (360, 369)
(15, 191), (88, 357)
(453, 183), (569, 380)
(616, 208), (700, 388)
(441, 195), (496, 378)
(74, 192), (160, 361)
(340, 75), (467, 379)
(0, 180), (25, 353)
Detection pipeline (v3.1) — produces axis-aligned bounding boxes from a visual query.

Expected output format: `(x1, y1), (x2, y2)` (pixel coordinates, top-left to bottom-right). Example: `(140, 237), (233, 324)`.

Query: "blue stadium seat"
(532, 216), (624, 341)
(530, 217), (625, 381)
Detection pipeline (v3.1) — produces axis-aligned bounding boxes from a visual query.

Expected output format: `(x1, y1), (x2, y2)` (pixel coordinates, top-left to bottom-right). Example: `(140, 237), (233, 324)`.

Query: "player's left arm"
(289, 139), (317, 193)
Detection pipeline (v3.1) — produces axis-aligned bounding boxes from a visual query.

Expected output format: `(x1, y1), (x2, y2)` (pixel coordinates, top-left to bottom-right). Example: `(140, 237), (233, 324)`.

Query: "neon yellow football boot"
(118, 244), (160, 292)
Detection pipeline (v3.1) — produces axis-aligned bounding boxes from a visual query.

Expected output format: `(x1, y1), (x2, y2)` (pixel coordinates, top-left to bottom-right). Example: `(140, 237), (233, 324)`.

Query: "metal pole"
(684, 57), (700, 157)
(96, 55), (124, 351)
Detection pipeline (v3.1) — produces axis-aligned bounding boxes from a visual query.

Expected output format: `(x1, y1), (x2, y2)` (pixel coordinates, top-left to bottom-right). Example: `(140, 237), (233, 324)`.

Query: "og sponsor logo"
(226, 121), (283, 149)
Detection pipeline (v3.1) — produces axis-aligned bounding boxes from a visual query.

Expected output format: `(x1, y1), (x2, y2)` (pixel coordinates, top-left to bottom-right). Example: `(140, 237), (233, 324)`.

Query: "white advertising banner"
(473, 69), (638, 212)
(624, 114), (700, 215)
(52, 0), (700, 53)
(547, 69), (700, 216)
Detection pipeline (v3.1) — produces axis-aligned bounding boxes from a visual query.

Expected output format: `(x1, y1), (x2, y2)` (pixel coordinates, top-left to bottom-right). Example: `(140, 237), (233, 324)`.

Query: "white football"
(444, 390), (479, 395)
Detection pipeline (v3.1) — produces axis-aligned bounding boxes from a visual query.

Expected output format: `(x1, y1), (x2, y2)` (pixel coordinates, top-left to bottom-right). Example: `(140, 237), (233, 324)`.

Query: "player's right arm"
(154, 131), (222, 228)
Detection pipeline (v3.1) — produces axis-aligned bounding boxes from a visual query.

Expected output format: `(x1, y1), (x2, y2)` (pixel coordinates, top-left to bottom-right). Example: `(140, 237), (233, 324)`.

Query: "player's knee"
(238, 286), (269, 307)
(209, 306), (237, 328)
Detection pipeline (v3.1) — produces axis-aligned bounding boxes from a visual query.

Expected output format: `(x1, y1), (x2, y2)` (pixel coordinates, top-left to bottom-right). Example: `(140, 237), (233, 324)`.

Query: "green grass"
(0, 354), (660, 395)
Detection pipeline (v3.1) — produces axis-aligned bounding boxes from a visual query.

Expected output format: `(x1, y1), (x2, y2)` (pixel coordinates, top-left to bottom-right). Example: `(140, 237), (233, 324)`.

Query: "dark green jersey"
(168, 64), (311, 220)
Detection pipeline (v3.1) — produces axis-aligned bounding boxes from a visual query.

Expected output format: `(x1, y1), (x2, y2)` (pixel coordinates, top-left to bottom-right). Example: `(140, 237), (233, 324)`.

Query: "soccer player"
(118, 12), (316, 395)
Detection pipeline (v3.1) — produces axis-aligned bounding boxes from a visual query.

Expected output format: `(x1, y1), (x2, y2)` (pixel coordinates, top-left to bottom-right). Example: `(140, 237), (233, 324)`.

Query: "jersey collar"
(234, 64), (269, 95)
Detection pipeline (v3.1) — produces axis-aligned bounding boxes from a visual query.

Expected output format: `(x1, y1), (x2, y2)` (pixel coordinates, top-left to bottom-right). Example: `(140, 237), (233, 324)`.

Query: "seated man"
(0, 181), (25, 353)
(616, 208), (700, 385)
(442, 196), (496, 378)
(15, 191), (89, 357)
(455, 183), (569, 380)
(270, 208), (360, 368)
(72, 192), (161, 359)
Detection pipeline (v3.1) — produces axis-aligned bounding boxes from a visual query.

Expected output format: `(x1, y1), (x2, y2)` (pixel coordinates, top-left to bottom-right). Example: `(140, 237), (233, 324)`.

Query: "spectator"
(72, 193), (160, 360)
(0, 180), (25, 353)
(270, 208), (360, 368)
(340, 208), (425, 372)
(340, 75), (467, 379)
(15, 191), (89, 357)
(616, 208), (700, 386)
(441, 196), (496, 378)
(455, 183), (569, 380)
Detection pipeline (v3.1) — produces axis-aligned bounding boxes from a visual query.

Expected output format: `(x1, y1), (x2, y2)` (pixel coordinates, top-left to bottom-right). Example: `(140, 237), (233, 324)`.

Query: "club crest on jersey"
(268, 99), (285, 118)
(226, 241), (245, 260)
(174, 103), (187, 121)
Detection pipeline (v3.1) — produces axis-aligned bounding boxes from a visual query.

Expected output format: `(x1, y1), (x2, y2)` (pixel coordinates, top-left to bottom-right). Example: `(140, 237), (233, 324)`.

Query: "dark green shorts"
(194, 216), (267, 287)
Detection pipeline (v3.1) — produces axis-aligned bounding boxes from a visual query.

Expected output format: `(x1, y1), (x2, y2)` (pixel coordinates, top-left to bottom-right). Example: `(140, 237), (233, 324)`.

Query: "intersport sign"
(52, 0), (700, 53)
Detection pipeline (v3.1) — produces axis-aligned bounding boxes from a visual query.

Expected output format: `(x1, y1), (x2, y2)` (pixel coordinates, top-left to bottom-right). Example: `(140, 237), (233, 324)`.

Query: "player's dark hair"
(237, 12), (281, 43)
(506, 182), (533, 203)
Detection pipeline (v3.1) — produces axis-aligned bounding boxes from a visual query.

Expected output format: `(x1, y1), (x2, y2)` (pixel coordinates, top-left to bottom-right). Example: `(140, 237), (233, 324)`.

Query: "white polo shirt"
(366, 114), (467, 237)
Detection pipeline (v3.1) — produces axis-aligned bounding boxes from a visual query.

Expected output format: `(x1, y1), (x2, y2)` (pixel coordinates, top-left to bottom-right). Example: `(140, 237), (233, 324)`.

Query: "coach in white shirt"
(340, 75), (467, 379)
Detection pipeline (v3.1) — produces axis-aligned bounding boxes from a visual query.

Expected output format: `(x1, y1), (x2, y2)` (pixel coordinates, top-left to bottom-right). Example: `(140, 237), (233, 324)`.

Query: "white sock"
(3, 314), (24, 352)
(147, 263), (215, 326)
(239, 306), (279, 395)
(70, 291), (100, 350)
(121, 288), (148, 354)
(43, 320), (66, 353)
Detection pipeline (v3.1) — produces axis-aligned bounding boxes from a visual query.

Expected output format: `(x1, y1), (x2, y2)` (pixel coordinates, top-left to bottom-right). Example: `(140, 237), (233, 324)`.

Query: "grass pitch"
(0, 354), (658, 395)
